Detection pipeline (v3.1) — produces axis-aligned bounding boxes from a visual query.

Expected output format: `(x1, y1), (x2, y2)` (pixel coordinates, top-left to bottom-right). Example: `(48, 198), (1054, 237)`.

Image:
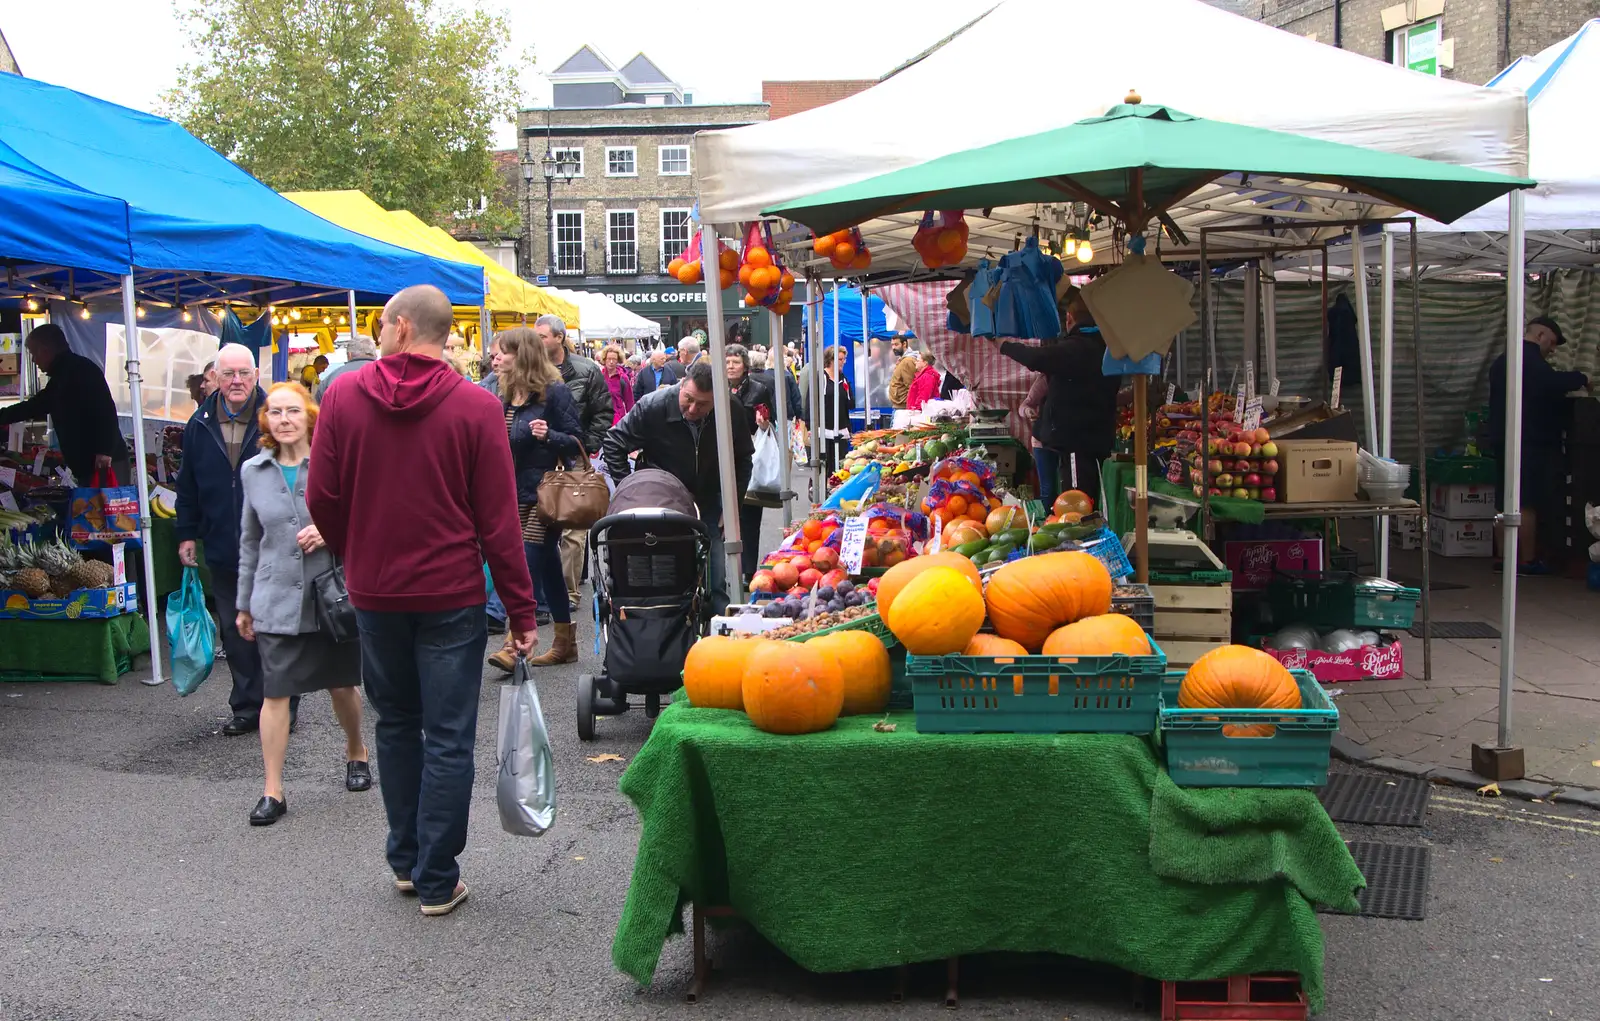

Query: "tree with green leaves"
(164, 0), (526, 230)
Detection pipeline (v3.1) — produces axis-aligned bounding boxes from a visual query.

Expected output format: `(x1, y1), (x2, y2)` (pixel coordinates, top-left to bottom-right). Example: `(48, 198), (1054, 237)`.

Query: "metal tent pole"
(1243, 264), (1259, 371)
(860, 287), (871, 429)
(832, 283), (842, 444)
(1410, 222), (1432, 683)
(807, 276), (823, 500)
(1348, 229), (1380, 451)
(698, 224), (743, 607)
(1199, 233), (1212, 539)
(347, 291), (359, 348)
(1262, 269), (1278, 389)
(768, 308), (792, 526)
(1378, 232), (1396, 579)
(123, 274), (165, 687)
(1493, 189), (1528, 767)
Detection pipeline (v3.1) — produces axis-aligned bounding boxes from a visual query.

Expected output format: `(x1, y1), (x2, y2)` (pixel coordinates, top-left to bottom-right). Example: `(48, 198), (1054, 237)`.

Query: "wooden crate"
(1151, 582), (1232, 668)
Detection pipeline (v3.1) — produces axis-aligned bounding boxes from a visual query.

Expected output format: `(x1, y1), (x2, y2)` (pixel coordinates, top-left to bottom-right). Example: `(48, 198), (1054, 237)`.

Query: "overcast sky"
(4, 0), (980, 149)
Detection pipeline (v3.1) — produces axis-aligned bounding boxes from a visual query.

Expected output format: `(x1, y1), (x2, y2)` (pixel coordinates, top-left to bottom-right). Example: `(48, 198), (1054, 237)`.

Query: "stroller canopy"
(610, 468), (698, 519)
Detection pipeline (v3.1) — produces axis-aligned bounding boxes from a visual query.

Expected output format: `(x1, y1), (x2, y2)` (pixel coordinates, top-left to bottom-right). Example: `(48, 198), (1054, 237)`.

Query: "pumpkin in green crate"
(683, 635), (757, 710)
(962, 633), (1028, 657)
(984, 551), (1113, 651)
(885, 566), (986, 655)
(742, 640), (844, 735)
(1178, 644), (1302, 738)
(1041, 613), (1151, 657)
(807, 630), (891, 715)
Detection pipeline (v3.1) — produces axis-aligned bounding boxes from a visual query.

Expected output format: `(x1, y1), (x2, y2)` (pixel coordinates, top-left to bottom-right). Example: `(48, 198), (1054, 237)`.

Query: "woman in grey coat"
(237, 382), (369, 826)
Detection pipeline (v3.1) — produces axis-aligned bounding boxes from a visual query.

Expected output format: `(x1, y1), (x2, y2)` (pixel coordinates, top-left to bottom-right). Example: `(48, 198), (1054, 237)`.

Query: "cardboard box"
(1224, 538), (1323, 591)
(1391, 516), (1421, 550)
(0, 352), (18, 375)
(1260, 636), (1404, 682)
(1274, 439), (1359, 504)
(1430, 518), (1494, 558)
(1430, 482), (1497, 521)
(0, 583), (138, 620)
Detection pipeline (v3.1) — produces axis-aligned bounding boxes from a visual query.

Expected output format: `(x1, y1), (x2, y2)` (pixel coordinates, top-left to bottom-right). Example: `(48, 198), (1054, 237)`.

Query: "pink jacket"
(604, 367), (635, 425)
(907, 365), (941, 410)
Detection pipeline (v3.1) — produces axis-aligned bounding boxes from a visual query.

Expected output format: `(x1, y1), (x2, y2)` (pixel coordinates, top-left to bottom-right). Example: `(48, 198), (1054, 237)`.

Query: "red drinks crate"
(1161, 974), (1308, 1020)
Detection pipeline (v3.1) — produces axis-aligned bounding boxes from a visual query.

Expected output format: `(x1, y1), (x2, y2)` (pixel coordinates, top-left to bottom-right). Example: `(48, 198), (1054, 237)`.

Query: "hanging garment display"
(968, 259), (1001, 337)
(994, 237), (1063, 340)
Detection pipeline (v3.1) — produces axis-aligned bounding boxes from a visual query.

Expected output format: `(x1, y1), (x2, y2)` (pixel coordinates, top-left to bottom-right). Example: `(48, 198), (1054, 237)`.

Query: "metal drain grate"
(1328, 841), (1431, 920)
(1408, 620), (1501, 639)
(1318, 773), (1430, 827)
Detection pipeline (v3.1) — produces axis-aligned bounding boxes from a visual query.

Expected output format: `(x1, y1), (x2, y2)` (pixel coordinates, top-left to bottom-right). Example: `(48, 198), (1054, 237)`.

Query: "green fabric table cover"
(614, 703), (1362, 1012)
(0, 613), (151, 684)
(151, 515), (212, 601)
(1103, 459), (1266, 539)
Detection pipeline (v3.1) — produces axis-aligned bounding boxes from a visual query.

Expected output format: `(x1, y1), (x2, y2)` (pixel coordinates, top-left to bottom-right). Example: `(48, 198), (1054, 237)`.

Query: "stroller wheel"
(576, 674), (597, 742)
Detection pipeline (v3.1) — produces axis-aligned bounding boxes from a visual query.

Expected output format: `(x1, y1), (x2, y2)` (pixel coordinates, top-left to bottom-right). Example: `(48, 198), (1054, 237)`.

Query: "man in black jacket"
(994, 298), (1120, 502)
(0, 325), (128, 484)
(535, 314), (613, 612)
(1489, 315), (1590, 573)
(603, 360), (753, 612)
(174, 342), (295, 735)
(632, 348), (681, 402)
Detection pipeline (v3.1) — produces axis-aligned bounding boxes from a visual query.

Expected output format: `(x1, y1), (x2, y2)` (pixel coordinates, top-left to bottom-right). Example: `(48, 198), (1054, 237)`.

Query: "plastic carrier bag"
(496, 657), (557, 837)
(166, 566), (217, 696)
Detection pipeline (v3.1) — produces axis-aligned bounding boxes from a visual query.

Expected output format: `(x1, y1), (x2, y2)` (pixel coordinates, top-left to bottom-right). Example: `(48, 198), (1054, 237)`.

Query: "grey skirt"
(257, 631), (362, 699)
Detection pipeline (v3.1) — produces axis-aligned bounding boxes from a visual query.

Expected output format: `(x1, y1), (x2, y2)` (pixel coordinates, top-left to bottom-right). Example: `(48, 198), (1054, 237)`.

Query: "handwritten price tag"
(1243, 396), (1264, 432)
(0, 466), (14, 487)
(839, 516), (868, 573)
(1246, 360), (1256, 398)
(1331, 367), (1344, 410)
(0, 491), (17, 512)
(1165, 383), (1176, 406)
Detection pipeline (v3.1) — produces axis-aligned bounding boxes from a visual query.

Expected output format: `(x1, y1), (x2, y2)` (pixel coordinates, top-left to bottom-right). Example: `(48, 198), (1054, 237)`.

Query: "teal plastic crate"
(1266, 570), (1420, 631)
(1157, 669), (1339, 788)
(907, 636), (1168, 734)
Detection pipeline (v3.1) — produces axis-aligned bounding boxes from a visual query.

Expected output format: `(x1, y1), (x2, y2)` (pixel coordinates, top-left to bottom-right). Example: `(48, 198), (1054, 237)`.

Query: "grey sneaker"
(420, 882), (468, 916)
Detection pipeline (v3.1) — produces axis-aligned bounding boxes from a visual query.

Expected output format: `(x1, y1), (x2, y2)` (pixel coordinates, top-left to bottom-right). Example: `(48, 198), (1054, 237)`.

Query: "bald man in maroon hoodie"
(309, 284), (536, 917)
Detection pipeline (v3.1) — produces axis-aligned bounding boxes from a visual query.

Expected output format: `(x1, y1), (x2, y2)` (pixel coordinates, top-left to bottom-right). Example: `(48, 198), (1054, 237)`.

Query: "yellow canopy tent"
(281, 190), (578, 329)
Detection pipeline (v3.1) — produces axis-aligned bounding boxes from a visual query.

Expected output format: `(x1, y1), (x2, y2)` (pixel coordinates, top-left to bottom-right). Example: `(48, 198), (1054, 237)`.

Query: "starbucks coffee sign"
(591, 281), (748, 313)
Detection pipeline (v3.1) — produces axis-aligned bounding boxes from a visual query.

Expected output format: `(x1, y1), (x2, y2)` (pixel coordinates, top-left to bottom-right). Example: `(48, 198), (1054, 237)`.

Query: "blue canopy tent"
(0, 75), (484, 687)
(800, 283), (910, 424)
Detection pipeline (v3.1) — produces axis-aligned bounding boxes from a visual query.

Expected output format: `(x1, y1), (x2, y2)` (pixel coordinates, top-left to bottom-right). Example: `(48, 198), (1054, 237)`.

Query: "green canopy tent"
(764, 99), (1533, 688)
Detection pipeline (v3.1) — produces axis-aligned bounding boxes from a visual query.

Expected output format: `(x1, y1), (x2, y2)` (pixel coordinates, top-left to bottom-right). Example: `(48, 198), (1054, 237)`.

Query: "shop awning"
(546, 288), (661, 341)
(383, 209), (579, 327)
(766, 103), (1532, 236)
(0, 74), (484, 304)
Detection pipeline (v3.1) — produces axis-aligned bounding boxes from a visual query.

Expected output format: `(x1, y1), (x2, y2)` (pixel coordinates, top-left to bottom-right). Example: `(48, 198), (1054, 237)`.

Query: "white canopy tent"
(544, 287), (661, 345)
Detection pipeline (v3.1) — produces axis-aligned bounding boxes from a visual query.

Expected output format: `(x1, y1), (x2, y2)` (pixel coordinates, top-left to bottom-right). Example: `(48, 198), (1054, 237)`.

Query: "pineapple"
(38, 537), (82, 578)
(48, 574), (74, 598)
(10, 539), (50, 599)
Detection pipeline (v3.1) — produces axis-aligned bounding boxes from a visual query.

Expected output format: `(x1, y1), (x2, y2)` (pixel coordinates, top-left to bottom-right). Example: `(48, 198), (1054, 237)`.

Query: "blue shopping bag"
(166, 566), (217, 696)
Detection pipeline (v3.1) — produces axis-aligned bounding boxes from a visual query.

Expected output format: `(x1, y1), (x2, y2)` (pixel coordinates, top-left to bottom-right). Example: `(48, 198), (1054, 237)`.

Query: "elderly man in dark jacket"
(603, 361), (753, 612)
(174, 342), (296, 735)
(533, 314), (612, 612)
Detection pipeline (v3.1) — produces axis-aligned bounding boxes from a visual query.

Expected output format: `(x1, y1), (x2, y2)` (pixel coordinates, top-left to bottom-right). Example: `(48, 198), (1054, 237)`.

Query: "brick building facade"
(762, 79), (876, 119)
(516, 46), (769, 342)
(1251, 0), (1599, 84)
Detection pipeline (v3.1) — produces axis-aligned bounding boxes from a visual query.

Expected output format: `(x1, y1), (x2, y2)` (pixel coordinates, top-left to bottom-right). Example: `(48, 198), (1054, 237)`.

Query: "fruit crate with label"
(1130, 530), (1234, 669)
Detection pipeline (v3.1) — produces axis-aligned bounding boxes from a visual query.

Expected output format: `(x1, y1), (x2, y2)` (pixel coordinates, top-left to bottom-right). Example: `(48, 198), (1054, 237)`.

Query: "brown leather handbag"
(536, 441), (611, 531)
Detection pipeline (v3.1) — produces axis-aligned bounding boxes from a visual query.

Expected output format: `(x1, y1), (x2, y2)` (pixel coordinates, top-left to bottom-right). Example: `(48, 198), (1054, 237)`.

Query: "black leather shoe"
(535, 608), (552, 625)
(221, 715), (258, 736)
(346, 760), (373, 792)
(289, 709), (298, 734)
(249, 795), (287, 826)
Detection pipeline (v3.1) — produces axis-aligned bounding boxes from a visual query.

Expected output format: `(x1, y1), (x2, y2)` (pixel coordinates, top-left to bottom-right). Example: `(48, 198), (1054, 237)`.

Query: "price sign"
(839, 516), (868, 573)
(1235, 383), (1247, 416)
(1165, 383), (1176, 406)
(1246, 360), (1256, 398)
(0, 466), (14, 487)
(156, 455), (168, 483)
(1331, 367), (1344, 410)
(1270, 376), (1281, 397)
(1243, 396), (1264, 432)
(31, 449), (45, 475)
(153, 485), (177, 508)
(0, 491), (16, 512)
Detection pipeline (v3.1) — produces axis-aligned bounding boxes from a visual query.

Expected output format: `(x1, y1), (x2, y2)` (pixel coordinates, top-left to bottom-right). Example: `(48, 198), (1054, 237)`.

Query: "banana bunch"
(151, 493), (177, 519)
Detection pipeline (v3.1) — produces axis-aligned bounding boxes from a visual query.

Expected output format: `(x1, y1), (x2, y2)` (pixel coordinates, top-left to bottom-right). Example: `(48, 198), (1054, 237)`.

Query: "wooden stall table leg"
(892, 964), (908, 1002)
(687, 903), (707, 1003)
(945, 956), (959, 1009)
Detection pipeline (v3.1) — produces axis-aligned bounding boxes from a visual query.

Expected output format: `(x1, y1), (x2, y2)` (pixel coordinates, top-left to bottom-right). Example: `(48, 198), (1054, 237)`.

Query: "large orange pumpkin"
(984, 551), (1114, 651)
(875, 552), (982, 624)
(962, 633), (1029, 658)
(1178, 644), (1303, 737)
(682, 635), (757, 710)
(1041, 613), (1152, 657)
(886, 566), (986, 655)
(807, 630), (891, 715)
(742, 641), (844, 735)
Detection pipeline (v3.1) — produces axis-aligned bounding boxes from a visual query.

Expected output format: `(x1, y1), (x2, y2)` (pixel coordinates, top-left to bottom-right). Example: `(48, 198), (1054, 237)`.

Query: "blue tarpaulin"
(801, 284), (899, 343)
(0, 74), (484, 305)
(0, 141), (130, 275)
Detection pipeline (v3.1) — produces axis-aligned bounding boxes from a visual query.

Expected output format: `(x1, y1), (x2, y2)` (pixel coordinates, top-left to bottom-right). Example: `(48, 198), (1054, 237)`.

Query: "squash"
(742, 640), (844, 735)
(1178, 644), (1302, 737)
(886, 566), (986, 655)
(682, 635), (757, 710)
(1041, 613), (1152, 657)
(875, 552), (982, 624)
(984, 551), (1113, 651)
(962, 633), (1029, 658)
(807, 630), (891, 715)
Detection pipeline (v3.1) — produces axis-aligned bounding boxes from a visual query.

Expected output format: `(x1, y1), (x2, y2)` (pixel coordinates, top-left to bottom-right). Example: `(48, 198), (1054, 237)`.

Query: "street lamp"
(524, 138), (579, 281)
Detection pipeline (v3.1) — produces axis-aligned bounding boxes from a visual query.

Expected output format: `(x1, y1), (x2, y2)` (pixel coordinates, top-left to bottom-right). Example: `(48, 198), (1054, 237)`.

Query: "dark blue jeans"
(356, 605), (487, 904)
(1032, 446), (1060, 500)
(526, 533), (570, 624)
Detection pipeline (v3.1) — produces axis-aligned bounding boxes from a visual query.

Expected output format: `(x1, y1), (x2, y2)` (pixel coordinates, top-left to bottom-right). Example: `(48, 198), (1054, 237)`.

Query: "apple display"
(1260, 441), (1279, 458)
(1262, 459), (1280, 475)
(1232, 488), (1251, 500)
(1253, 427), (1271, 444)
(1261, 486), (1278, 502)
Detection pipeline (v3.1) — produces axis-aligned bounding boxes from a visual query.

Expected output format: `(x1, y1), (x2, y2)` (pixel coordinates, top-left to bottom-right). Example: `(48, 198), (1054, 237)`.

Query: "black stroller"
(577, 469), (712, 740)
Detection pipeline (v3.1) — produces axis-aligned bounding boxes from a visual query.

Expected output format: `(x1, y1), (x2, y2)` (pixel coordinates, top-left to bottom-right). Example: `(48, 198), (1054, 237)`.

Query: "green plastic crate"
(1266, 570), (1420, 631)
(906, 636), (1169, 734)
(1157, 669), (1339, 787)
(1149, 568), (1233, 585)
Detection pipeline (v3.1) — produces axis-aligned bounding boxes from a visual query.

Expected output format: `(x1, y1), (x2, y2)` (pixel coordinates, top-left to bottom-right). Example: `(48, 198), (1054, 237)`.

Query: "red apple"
(1216, 473), (1233, 488)
(1250, 444), (1263, 457)
(1235, 459), (1252, 473)
(1210, 487), (1225, 496)
(1236, 442), (1254, 457)
(821, 568), (848, 588)
(791, 555), (812, 574)
(1244, 473), (1262, 487)
(749, 570), (776, 594)
(1262, 459), (1279, 475)
(1207, 458), (1224, 473)
(1254, 427), (1271, 444)
(811, 547), (839, 571)
(799, 568), (823, 590)
(1260, 486), (1278, 502)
